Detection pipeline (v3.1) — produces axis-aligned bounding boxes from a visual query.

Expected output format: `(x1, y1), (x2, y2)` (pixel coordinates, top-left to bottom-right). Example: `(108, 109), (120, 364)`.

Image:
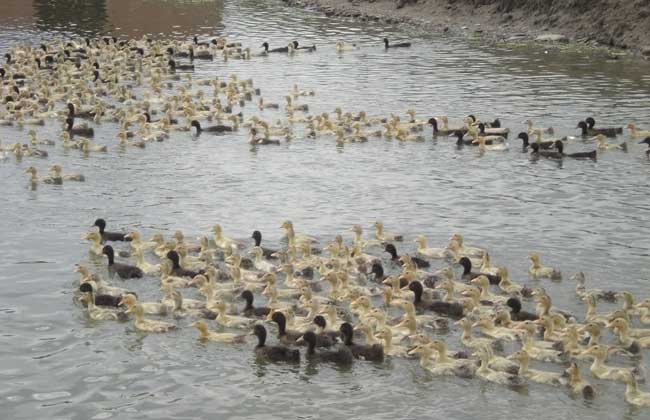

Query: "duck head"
(639, 137), (650, 146)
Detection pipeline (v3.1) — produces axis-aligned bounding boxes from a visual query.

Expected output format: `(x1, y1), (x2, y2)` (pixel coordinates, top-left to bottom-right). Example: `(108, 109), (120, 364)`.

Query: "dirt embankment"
(284, 0), (650, 57)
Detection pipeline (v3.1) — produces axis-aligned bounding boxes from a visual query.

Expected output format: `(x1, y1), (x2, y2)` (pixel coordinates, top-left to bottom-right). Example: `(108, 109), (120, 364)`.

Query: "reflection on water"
(0, 0), (223, 37)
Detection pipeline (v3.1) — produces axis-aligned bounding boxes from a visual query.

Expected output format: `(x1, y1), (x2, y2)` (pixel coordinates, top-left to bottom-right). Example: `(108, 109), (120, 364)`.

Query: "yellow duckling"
(497, 267), (524, 295)
(84, 231), (104, 256)
(335, 40), (357, 52)
(472, 316), (518, 341)
(565, 363), (595, 399)
(621, 370), (650, 407)
(49, 165), (84, 182)
(79, 138), (108, 153)
(375, 327), (408, 357)
(455, 318), (502, 351)
(119, 293), (168, 316)
(24, 166), (60, 184)
(470, 275), (506, 304)
(479, 253), (499, 276)
(373, 221), (402, 242)
(626, 122), (650, 138)
(472, 136), (508, 151)
(408, 345), (460, 376)
(608, 318), (650, 350)
(414, 235), (450, 259)
(595, 134), (626, 151)
(191, 320), (247, 343)
(211, 224), (243, 250)
(581, 345), (636, 382)
(212, 300), (255, 329)
(125, 304), (175, 333)
(132, 247), (160, 274)
(474, 346), (522, 385)
(249, 246), (276, 272)
(515, 324), (562, 362)
(528, 252), (561, 279)
(449, 233), (485, 258)
(79, 292), (119, 321)
(509, 350), (564, 385)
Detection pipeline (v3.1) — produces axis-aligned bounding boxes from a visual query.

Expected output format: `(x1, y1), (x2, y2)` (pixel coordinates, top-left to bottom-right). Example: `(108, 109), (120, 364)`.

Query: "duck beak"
(295, 336), (305, 345)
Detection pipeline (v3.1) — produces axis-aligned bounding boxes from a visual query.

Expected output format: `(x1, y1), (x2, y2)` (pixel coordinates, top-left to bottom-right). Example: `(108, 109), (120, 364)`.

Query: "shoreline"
(283, 0), (650, 59)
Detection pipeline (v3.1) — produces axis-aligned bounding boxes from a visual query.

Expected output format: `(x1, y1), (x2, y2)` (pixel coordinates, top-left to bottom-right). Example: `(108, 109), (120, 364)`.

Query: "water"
(1, 0), (650, 418)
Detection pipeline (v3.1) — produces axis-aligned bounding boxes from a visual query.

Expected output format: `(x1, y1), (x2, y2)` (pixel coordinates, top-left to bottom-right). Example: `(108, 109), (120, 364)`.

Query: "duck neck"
(306, 338), (316, 355)
(253, 235), (261, 247)
(517, 356), (530, 374)
(436, 346), (452, 364)
(275, 318), (286, 336)
(243, 296), (254, 311)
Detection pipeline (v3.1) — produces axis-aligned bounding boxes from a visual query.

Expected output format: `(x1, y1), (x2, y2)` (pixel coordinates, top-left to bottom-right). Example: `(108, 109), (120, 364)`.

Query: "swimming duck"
(118, 293), (168, 316)
(626, 123), (650, 138)
(190, 120), (233, 135)
(595, 134), (627, 151)
(414, 235), (452, 259)
(458, 257), (500, 284)
(585, 117), (622, 136)
(608, 318), (648, 352)
(93, 218), (130, 242)
(383, 38), (411, 49)
(213, 300), (255, 329)
(335, 41), (357, 52)
(191, 320), (247, 343)
(125, 303), (175, 333)
(455, 318), (503, 351)
(65, 117), (94, 137)
(298, 331), (353, 365)
(251, 324), (300, 363)
(565, 363), (595, 398)
(576, 120), (616, 137)
(374, 221), (402, 242)
(339, 322), (384, 362)
(375, 327), (408, 357)
(509, 350), (564, 385)
(506, 297), (538, 321)
(49, 165), (84, 182)
(132, 247), (160, 274)
(528, 253), (561, 280)
(408, 344), (465, 376)
(79, 290), (120, 321)
(475, 346), (523, 386)
(78, 282), (123, 308)
(518, 131), (554, 151)
(102, 245), (142, 279)
(384, 243), (430, 268)
(270, 311), (303, 345)
(166, 250), (201, 278)
(249, 246), (276, 272)
(212, 224), (243, 250)
(261, 42), (290, 53)
(621, 370), (650, 407)
(168, 59), (194, 72)
(84, 232), (104, 256)
(571, 272), (616, 302)
(240, 290), (271, 318)
(553, 140), (597, 160)
(24, 166), (60, 185)
(581, 345), (638, 382)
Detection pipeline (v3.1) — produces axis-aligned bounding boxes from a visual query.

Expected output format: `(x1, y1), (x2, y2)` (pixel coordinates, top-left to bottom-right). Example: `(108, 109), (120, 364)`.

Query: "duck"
(166, 250), (202, 278)
(298, 331), (353, 365)
(383, 38), (411, 49)
(251, 231), (278, 259)
(190, 120), (233, 135)
(621, 370), (650, 407)
(65, 117), (94, 137)
(102, 245), (143, 279)
(375, 327), (409, 357)
(427, 340), (476, 377)
(585, 117), (622, 137)
(191, 320), (247, 343)
(24, 166), (60, 185)
(261, 42), (290, 53)
(408, 345), (464, 376)
(118, 293), (168, 316)
(608, 318), (648, 352)
(450, 234), (485, 258)
(626, 123), (650, 138)
(251, 324), (300, 363)
(125, 304), (175, 333)
(506, 297), (538, 321)
(639, 137), (650, 159)
(509, 350), (564, 385)
(384, 243), (430, 268)
(565, 363), (595, 399)
(518, 131), (554, 151)
(339, 322), (384, 362)
(49, 165), (84, 182)
(240, 290), (271, 318)
(553, 140), (597, 160)
(93, 218), (131, 242)
(84, 231), (104, 256)
(78, 282), (123, 308)
(472, 316), (518, 341)
(580, 345), (639, 382)
(79, 290), (121, 321)
(168, 59), (194, 71)
(270, 311), (303, 345)
(374, 221), (403, 242)
(132, 247), (160, 274)
(571, 271), (616, 302)
(414, 235), (452, 259)
(409, 281), (464, 318)
(528, 252), (561, 280)
(212, 224), (243, 250)
(335, 40), (357, 52)
(212, 300), (254, 328)
(595, 134), (627, 151)
(249, 246), (277, 272)
(472, 136), (508, 152)
(474, 346), (523, 386)
(458, 257), (500, 285)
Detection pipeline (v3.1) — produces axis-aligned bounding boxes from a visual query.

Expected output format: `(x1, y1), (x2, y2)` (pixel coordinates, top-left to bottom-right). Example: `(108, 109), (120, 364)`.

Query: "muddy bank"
(284, 0), (650, 57)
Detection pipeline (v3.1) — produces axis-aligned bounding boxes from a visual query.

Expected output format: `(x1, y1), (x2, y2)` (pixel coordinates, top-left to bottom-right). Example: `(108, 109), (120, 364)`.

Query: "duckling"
(427, 340), (477, 378)
(409, 281), (464, 318)
(408, 344), (467, 376)
(458, 257), (500, 284)
(472, 316), (518, 341)
(498, 267), (531, 297)
(24, 166), (60, 185)
(455, 318), (503, 352)
(627, 123), (650, 138)
(585, 117), (622, 137)
(375, 327), (408, 357)
(49, 165), (84, 182)
(414, 235), (451, 259)
(78, 282), (124, 308)
(118, 293), (168, 316)
(374, 221), (402, 242)
(581, 345), (639, 382)
(621, 370), (650, 407)
(84, 232), (104, 256)
(212, 224), (243, 250)
(240, 290), (271, 318)
(213, 300), (255, 329)
(595, 134), (627, 151)
(191, 320), (247, 343)
(565, 363), (595, 399)
(28, 130), (54, 146)
(102, 245), (143, 279)
(339, 322), (384, 362)
(249, 246), (276, 272)
(506, 297), (538, 321)
(335, 40), (357, 52)
(251, 324), (300, 363)
(125, 304), (175, 333)
(132, 247), (160, 274)
(528, 252), (561, 280)
(509, 350), (564, 385)
(251, 230), (279, 259)
(608, 318), (649, 352)
(79, 291), (120, 321)
(270, 311), (303, 345)
(166, 250), (201, 278)
(571, 272), (617, 302)
(475, 346), (523, 386)
(472, 136), (508, 152)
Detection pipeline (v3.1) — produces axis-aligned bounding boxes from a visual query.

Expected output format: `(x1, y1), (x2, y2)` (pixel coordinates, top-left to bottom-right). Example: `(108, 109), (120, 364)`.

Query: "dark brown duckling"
(384, 243), (430, 269)
(102, 245), (142, 279)
(298, 331), (353, 365)
(240, 290), (271, 318)
(506, 297), (538, 321)
(339, 322), (384, 362)
(458, 257), (500, 285)
(270, 311), (303, 345)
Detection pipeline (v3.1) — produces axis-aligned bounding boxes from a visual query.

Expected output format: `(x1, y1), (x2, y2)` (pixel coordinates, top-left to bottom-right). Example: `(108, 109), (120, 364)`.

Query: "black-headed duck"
(252, 324), (300, 363)
(458, 257), (500, 284)
(191, 120), (233, 135)
(240, 290), (271, 318)
(93, 218), (130, 242)
(384, 243), (430, 268)
(383, 37), (411, 49)
(166, 250), (202, 278)
(555, 141), (597, 161)
(102, 245), (143, 279)
(299, 330), (352, 365)
(270, 311), (303, 345)
(506, 297), (538, 321)
(339, 322), (384, 362)
(639, 137), (650, 159)
(409, 280), (464, 318)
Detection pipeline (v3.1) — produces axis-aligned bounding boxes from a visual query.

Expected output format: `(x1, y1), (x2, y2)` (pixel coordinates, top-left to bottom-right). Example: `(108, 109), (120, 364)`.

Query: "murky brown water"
(1, 0), (650, 419)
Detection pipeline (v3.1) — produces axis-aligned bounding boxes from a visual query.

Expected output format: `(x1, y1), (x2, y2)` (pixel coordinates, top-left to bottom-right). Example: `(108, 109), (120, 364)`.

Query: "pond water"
(1, 0), (650, 419)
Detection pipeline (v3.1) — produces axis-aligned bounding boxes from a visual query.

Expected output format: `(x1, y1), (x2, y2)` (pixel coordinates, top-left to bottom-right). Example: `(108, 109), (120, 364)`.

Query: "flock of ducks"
(76, 217), (650, 408)
(1, 35), (649, 191)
